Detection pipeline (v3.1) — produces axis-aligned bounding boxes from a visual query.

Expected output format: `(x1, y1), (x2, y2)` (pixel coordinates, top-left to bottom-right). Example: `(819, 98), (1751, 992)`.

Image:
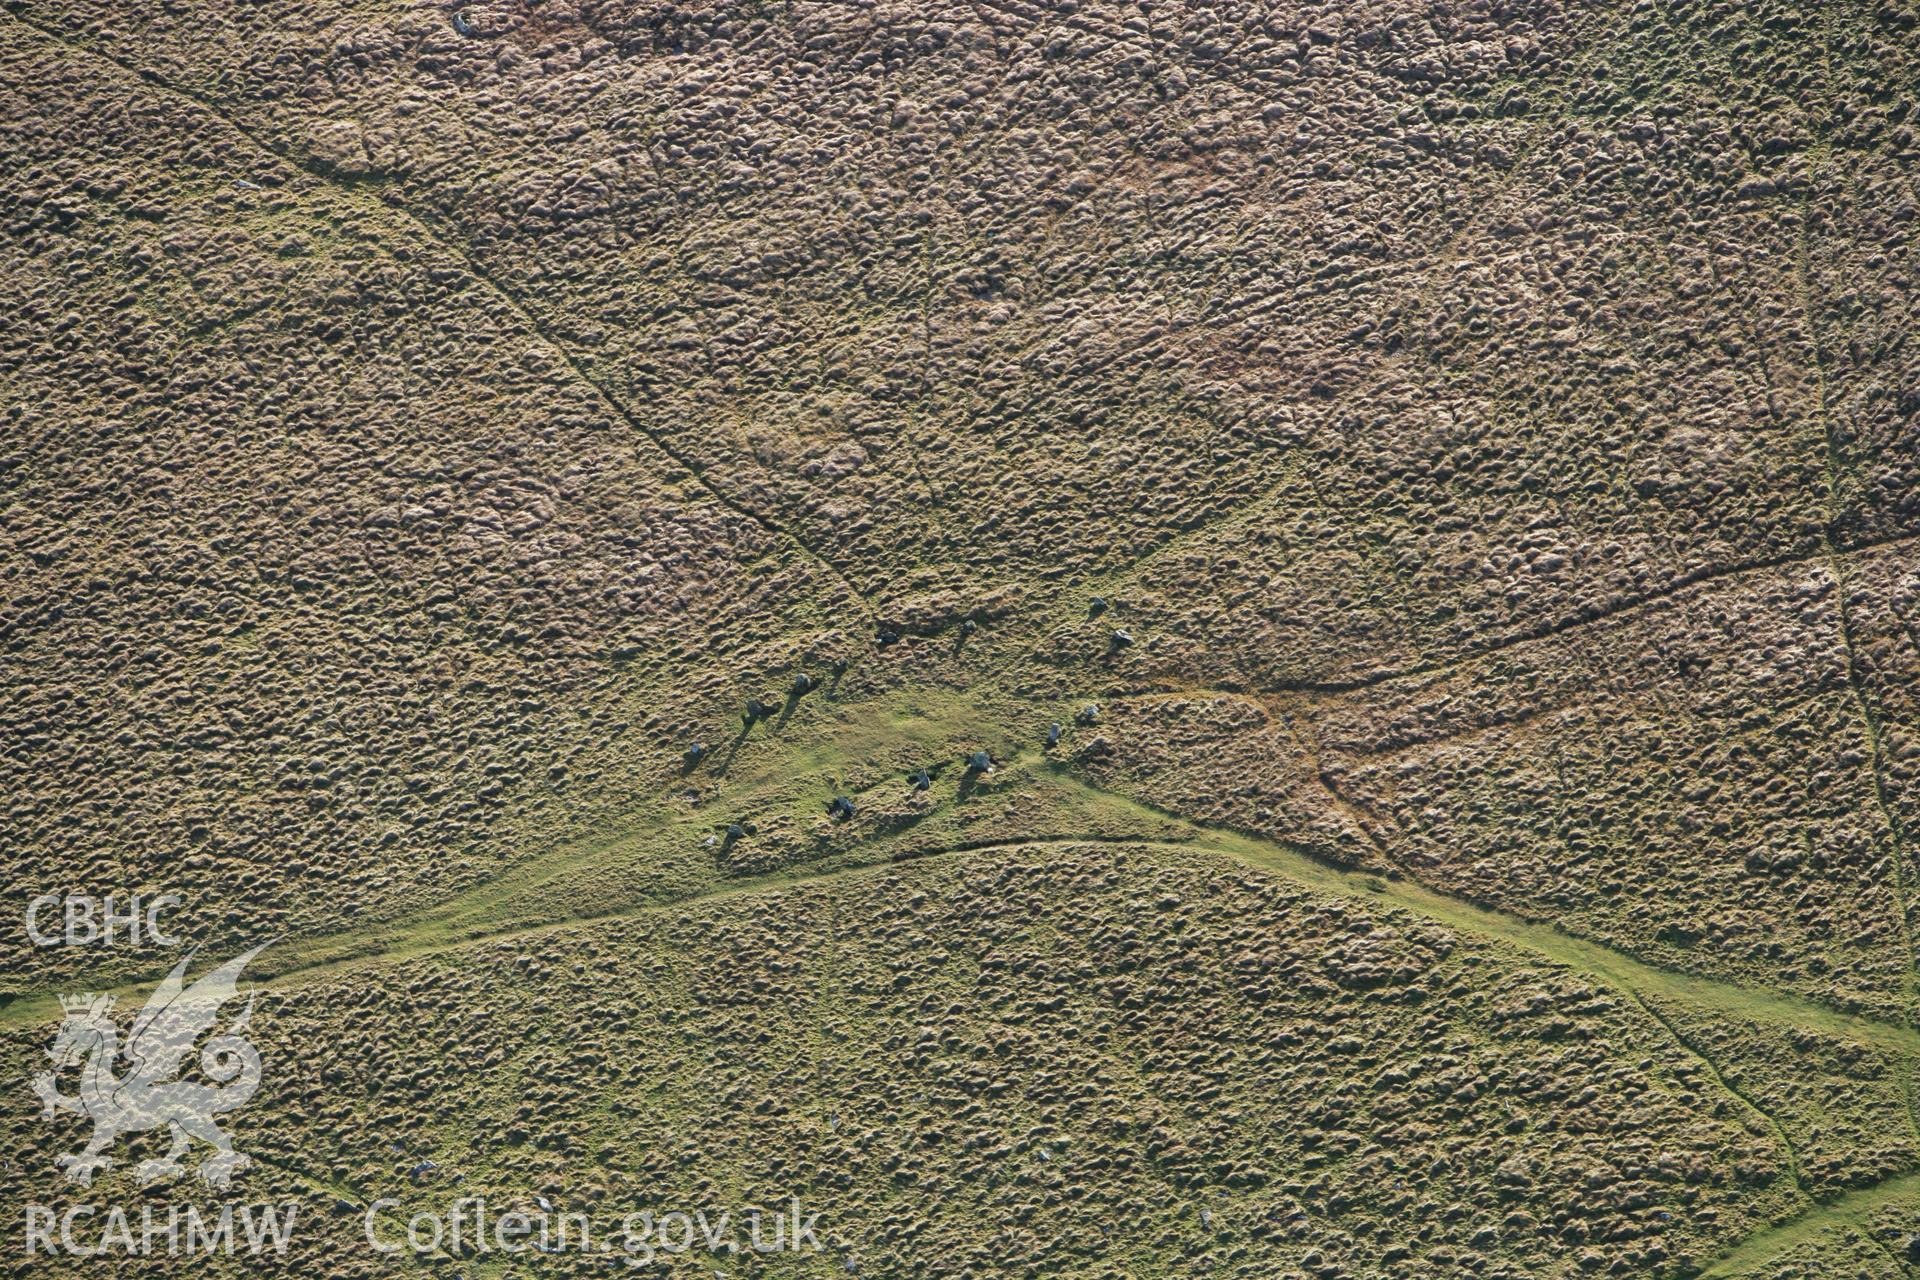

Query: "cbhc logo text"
(26, 893), (181, 948)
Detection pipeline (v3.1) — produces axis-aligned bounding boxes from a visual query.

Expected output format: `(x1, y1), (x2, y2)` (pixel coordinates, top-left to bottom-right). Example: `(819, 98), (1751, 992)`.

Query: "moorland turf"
(5, 0), (1920, 1276)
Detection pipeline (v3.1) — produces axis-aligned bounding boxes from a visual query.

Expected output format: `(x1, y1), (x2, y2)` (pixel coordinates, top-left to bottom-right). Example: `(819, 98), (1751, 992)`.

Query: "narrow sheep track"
(0, 7), (879, 628)
(8, 10), (1920, 1275)
(11, 755), (1920, 1056)
(9, 749), (1919, 1272)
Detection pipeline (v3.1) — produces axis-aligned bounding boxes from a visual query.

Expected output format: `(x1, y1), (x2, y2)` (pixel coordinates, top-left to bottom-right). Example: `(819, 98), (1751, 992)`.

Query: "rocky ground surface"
(5, 0), (1920, 1276)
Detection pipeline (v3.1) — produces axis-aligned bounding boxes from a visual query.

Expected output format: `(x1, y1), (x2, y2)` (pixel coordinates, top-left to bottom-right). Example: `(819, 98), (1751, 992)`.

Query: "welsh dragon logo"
(31, 943), (271, 1190)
